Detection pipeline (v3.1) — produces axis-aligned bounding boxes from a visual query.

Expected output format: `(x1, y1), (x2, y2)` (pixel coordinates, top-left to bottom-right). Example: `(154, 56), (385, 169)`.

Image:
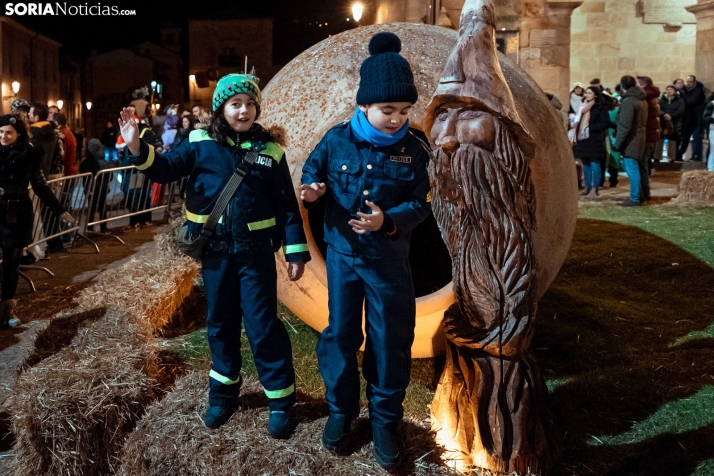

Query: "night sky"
(9, 0), (374, 64)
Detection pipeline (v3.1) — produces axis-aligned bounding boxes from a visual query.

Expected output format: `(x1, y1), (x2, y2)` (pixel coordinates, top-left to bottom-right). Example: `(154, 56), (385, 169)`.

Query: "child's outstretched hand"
(287, 261), (305, 281)
(300, 182), (326, 202)
(349, 200), (384, 234)
(118, 108), (141, 156)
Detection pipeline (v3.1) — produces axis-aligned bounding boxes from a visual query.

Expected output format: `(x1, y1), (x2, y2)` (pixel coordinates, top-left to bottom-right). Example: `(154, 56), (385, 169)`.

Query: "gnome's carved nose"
(435, 135), (459, 154)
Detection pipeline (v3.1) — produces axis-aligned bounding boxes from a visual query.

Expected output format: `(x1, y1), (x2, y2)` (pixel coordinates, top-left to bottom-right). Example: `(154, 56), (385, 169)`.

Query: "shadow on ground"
(535, 218), (714, 476)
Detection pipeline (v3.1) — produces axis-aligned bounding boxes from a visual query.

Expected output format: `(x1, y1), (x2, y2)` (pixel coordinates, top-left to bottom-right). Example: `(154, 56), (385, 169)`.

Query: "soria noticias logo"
(5, 2), (137, 15)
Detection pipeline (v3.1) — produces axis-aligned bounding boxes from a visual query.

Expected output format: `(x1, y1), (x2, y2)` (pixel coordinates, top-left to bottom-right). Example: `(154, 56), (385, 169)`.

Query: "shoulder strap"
(199, 149), (260, 238)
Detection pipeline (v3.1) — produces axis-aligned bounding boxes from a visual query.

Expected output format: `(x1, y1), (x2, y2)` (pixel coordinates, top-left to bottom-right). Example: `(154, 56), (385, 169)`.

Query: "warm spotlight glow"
(189, 74), (196, 83)
(11, 81), (20, 94)
(56, 99), (63, 110)
(352, 3), (363, 22)
(86, 101), (92, 110)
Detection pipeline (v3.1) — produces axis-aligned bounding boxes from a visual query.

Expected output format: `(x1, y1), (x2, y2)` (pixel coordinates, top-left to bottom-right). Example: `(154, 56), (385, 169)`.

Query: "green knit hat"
(212, 74), (262, 112)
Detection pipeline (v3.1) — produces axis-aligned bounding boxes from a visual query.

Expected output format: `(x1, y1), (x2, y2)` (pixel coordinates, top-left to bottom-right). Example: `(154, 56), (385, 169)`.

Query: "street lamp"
(86, 101), (92, 110)
(56, 99), (63, 110)
(3, 81), (20, 100)
(352, 3), (363, 22)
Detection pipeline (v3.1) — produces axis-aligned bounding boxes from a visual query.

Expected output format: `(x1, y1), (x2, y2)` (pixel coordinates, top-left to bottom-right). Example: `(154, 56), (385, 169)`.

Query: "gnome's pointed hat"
(424, 0), (535, 158)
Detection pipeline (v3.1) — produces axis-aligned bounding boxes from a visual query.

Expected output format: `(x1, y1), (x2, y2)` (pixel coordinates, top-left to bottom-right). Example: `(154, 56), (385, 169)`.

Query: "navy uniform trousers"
(318, 247), (416, 429)
(201, 249), (296, 411)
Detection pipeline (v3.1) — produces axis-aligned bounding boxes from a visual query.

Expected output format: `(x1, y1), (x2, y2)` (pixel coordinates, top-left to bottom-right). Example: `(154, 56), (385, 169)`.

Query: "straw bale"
(73, 230), (199, 335)
(117, 372), (461, 476)
(8, 308), (160, 476)
(670, 170), (714, 207)
(7, 227), (197, 475)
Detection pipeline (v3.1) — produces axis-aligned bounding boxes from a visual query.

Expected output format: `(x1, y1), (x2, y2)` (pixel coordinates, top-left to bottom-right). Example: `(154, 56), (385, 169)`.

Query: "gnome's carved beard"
(428, 121), (537, 357)
(428, 122), (548, 469)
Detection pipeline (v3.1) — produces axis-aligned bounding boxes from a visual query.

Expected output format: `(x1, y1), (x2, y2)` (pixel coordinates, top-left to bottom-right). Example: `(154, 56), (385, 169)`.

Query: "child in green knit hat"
(119, 73), (310, 438)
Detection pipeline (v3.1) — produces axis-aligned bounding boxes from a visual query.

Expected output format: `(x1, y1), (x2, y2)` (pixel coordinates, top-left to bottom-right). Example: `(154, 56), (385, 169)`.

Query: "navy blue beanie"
(356, 32), (418, 105)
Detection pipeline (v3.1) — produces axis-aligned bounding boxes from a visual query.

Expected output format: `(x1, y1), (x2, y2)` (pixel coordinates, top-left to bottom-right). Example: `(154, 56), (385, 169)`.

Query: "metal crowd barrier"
(19, 173), (97, 291)
(84, 165), (177, 243)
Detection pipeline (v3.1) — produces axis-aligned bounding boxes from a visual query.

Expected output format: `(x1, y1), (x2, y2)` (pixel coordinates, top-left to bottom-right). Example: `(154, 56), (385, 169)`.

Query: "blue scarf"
(349, 109), (409, 147)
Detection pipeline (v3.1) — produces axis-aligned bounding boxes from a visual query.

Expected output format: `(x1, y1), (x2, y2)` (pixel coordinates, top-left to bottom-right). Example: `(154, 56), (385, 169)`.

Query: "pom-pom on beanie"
(212, 73), (263, 115)
(356, 32), (418, 105)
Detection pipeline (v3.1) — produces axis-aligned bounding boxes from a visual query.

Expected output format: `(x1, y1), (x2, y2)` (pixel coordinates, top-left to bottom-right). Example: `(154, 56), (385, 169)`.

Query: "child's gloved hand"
(300, 183), (326, 202)
(287, 261), (305, 281)
(349, 200), (384, 234)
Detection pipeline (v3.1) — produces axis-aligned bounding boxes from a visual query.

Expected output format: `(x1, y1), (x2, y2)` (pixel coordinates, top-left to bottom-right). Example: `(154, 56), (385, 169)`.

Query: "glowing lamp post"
(3, 81), (20, 100)
(352, 3), (363, 23)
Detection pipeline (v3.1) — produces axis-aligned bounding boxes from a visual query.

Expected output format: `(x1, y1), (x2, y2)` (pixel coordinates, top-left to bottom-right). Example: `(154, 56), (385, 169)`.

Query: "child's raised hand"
(300, 183), (326, 202)
(117, 108), (141, 156)
(287, 261), (305, 281)
(349, 200), (384, 234)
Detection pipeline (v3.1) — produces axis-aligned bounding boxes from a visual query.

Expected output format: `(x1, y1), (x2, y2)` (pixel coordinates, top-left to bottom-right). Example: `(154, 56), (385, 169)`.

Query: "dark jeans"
(677, 122), (703, 161)
(1, 247), (22, 300)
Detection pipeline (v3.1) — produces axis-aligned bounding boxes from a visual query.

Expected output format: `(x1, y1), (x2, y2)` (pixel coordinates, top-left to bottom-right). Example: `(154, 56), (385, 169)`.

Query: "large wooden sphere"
(261, 23), (577, 357)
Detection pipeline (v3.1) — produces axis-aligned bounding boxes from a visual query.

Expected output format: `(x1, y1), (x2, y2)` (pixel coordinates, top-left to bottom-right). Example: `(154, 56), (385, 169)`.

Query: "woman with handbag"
(0, 114), (73, 327)
(118, 73), (310, 439)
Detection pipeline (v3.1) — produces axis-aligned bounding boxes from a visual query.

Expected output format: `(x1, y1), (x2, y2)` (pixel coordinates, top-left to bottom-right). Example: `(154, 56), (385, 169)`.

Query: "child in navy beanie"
(301, 31), (432, 469)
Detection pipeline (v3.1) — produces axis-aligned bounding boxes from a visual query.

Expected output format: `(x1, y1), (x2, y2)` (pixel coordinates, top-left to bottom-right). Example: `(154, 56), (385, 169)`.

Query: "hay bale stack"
(9, 308), (159, 476)
(7, 230), (199, 476)
(671, 170), (714, 206)
(74, 232), (199, 334)
(117, 372), (458, 476)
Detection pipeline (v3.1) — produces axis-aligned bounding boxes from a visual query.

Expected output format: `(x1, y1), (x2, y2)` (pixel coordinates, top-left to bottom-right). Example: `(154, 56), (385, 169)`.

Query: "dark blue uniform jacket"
(301, 122), (431, 260)
(128, 125), (310, 263)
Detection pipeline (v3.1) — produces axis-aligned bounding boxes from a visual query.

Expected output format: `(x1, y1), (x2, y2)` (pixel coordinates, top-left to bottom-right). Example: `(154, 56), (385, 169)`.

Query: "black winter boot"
(322, 414), (354, 452)
(371, 422), (400, 469)
(268, 408), (296, 439)
(203, 400), (239, 429)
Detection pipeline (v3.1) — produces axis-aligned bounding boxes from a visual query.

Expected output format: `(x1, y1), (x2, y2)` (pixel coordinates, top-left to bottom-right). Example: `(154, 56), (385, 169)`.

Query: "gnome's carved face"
(430, 106), (496, 155)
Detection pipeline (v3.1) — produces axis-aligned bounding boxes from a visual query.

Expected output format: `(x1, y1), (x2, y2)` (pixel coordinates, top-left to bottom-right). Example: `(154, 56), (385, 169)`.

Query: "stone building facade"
(570, 0), (696, 91)
(0, 17), (61, 115)
(188, 15), (278, 107)
(371, 0), (699, 105)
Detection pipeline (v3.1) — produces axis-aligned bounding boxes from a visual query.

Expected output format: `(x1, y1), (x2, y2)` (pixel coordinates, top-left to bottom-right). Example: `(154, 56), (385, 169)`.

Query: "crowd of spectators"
(567, 74), (713, 206)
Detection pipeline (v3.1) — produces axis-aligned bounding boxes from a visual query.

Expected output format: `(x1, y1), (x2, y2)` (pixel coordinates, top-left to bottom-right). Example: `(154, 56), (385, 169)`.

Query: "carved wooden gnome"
(424, 0), (554, 473)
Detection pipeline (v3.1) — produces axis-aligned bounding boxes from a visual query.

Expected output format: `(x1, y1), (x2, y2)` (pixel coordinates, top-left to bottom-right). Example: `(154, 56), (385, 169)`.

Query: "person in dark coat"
(615, 76), (648, 207)
(0, 114), (72, 327)
(677, 75), (706, 162)
(80, 138), (110, 233)
(658, 85), (685, 161)
(572, 86), (612, 197)
(28, 103), (64, 179)
(101, 121), (118, 161)
(637, 76), (660, 179)
(171, 115), (195, 151)
(704, 93), (714, 172)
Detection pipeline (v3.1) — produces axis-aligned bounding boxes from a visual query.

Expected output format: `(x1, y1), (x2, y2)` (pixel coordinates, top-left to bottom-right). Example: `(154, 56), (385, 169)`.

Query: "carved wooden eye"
(458, 110), (480, 120)
(438, 112), (448, 122)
